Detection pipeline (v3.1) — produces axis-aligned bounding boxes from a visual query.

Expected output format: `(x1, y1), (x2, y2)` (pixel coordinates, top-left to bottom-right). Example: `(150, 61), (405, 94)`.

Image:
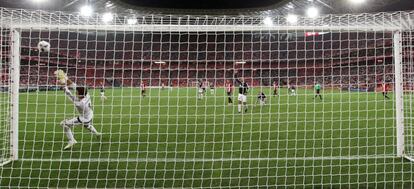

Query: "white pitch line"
(0, 159), (12, 166)
(21, 155), (397, 162)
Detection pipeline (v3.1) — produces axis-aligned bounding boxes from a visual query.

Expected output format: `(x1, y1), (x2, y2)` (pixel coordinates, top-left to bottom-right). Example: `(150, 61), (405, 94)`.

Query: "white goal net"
(0, 7), (413, 188)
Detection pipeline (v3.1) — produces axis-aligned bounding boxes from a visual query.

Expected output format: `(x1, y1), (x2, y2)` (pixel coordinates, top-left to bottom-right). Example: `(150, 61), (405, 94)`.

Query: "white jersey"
(64, 87), (93, 122)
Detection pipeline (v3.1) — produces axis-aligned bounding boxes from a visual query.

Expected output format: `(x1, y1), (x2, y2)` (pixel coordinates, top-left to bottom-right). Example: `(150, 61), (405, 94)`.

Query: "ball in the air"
(37, 41), (50, 53)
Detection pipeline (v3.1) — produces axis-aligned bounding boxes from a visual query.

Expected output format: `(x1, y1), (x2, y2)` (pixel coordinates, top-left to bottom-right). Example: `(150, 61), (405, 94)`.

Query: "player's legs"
(60, 117), (80, 150)
(259, 99), (265, 105)
(198, 89), (203, 99)
(273, 89), (278, 96)
(100, 93), (107, 101)
(237, 94), (243, 113)
(83, 122), (101, 137)
(60, 117), (101, 150)
(383, 92), (390, 99)
(227, 92), (233, 104)
(242, 95), (248, 112)
(315, 90), (322, 100)
(142, 90), (146, 97)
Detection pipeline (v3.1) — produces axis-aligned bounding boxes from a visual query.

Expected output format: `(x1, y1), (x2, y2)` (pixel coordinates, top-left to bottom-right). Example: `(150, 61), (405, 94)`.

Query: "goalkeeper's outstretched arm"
(54, 69), (78, 102)
(62, 79), (87, 107)
(63, 85), (77, 103)
(54, 69), (76, 88)
(65, 78), (77, 89)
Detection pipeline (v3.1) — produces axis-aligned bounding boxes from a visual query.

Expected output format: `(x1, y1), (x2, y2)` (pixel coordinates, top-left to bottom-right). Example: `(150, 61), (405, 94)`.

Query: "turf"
(0, 87), (413, 188)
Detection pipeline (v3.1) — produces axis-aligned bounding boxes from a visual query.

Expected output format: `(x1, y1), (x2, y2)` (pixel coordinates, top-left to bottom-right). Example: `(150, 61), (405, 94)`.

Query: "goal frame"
(1, 8), (414, 165)
(394, 31), (407, 160)
(0, 29), (19, 166)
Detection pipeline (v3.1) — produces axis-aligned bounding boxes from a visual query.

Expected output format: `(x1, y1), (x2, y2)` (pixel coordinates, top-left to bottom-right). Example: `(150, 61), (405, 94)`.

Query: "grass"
(0, 87), (413, 188)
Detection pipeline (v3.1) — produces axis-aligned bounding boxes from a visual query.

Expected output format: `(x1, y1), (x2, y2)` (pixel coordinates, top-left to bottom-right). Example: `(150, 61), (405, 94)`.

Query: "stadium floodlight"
(263, 17), (273, 26)
(80, 5), (93, 17)
(154, 61), (166, 64)
(306, 7), (319, 18)
(349, 0), (366, 4)
(105, 2), (114, 8)
(127, 18), (138, 25)
(286, 14), (298, 24)
(235, 61), (246, 64)
(102, 12), (114, 23)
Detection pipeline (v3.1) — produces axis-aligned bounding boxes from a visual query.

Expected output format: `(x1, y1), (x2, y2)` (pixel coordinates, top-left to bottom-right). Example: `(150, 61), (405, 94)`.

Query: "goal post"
(0, 29), (19, 166)
(393, 30), (406, 158)
(9, 29), (19, 162)
(402, 30), (414, 162)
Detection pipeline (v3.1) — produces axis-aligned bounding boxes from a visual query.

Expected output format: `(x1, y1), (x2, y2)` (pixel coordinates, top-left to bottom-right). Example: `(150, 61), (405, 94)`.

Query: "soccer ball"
(37, 41), (50, 53)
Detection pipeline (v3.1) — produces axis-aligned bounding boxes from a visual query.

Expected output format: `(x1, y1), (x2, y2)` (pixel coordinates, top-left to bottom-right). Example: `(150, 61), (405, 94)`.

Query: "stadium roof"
(1, 7), (413, 33)
(0, 0), (414, 15)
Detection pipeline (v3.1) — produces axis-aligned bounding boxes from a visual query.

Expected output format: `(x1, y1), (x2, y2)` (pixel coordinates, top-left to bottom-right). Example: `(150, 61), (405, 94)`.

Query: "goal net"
(0, 7), (414, 188)
(0, 29), (11, 166)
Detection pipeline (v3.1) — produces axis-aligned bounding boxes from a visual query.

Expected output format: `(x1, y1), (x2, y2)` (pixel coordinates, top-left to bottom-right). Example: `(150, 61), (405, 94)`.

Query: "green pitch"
(0, 87), (412, 188)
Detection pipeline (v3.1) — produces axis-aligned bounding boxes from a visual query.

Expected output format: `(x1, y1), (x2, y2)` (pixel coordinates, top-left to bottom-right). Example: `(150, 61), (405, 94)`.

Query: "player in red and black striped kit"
(225, 80), (233, 105)
(382, 82), (390, 99)
(140, 81), (147, 97)
(273, 80), (278, 96)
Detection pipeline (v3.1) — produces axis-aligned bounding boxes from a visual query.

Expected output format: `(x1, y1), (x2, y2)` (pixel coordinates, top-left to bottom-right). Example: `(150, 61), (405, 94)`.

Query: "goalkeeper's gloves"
(54, 69), (68, 85)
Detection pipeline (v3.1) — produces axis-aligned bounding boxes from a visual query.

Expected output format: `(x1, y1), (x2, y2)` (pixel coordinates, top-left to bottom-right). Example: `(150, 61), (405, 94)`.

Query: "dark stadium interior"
(1, 0), (414, 14)
(115, 0), (288, 9)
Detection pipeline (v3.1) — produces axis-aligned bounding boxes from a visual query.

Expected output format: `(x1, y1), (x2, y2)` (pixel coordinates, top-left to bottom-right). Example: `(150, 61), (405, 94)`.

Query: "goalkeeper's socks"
(64, 140), (77, 150)
(85, 125), (99, 135)
(63, 127), (75, 142)
(238, 104), (242, 113)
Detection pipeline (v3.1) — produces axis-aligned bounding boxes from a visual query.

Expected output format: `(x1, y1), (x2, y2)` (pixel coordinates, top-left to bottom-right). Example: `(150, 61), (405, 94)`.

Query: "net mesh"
(0, 28), (11, 166)
(403, 31), (414, 160)
(0, 7), (413, 188)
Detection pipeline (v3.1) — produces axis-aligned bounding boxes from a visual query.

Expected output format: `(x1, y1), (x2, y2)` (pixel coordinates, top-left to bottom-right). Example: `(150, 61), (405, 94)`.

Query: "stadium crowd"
(0, 31), (401, 91)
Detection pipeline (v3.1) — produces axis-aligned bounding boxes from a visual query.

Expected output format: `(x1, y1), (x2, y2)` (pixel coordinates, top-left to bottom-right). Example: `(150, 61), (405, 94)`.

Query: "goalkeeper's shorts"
(61, 116), (92, 127)
(238, 94), (247, 103)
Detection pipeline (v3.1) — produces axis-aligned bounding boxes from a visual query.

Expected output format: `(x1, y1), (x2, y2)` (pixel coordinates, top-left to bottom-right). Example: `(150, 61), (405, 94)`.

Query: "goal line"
(21, 155), (398, 162)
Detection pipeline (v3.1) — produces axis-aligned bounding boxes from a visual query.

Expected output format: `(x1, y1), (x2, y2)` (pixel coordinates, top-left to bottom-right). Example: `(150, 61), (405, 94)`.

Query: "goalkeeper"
(314, 83), (322, 100)
(55, 70), (101, 150)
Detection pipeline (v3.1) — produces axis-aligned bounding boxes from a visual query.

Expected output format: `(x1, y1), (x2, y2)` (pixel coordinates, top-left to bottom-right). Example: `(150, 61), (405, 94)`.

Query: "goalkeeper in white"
(55, 70), (101, 150)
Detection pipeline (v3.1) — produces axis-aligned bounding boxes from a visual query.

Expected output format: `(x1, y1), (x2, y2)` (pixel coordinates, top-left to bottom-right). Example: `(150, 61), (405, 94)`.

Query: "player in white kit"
(197, 80), (205, 100)
(55, 70), (101, 150)
(100, 86), (107, 102)
(235, 78), (249, 113)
